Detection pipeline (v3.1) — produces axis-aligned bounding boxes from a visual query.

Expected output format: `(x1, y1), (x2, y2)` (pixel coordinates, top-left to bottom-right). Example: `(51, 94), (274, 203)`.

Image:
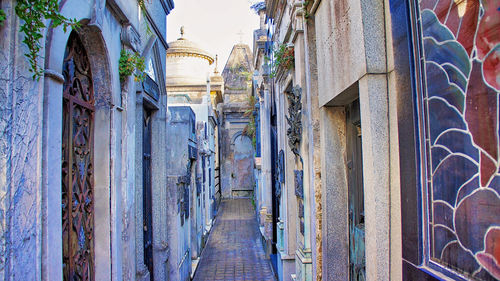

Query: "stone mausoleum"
(220, 43), (256, 199)
(165, 27), (224, 280)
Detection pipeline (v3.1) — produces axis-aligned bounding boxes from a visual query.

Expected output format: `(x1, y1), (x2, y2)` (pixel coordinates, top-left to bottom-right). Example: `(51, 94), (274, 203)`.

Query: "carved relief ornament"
(121, 24), (142, 52)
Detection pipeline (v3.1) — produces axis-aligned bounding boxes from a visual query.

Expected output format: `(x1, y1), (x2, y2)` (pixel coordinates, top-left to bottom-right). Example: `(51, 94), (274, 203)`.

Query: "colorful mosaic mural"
(418, 0), (500, 279)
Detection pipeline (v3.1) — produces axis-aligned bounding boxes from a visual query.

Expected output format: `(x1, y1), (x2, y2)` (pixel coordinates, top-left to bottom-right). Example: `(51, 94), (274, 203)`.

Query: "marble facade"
(254, 1), (499, 281)
(165, 30), (223, 280)
(0, 0), (175, 280)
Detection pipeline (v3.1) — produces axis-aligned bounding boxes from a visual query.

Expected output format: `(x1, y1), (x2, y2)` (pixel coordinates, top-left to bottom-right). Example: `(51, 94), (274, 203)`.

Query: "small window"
(145, 58), (156, 82)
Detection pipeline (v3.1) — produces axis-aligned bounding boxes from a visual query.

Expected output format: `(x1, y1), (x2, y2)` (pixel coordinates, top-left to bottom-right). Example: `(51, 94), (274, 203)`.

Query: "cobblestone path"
(193, 198), (276, 281)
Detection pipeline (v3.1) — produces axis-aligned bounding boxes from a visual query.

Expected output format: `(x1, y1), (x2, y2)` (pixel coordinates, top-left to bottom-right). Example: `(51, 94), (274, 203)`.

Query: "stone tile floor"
(193, 198), (276, 281)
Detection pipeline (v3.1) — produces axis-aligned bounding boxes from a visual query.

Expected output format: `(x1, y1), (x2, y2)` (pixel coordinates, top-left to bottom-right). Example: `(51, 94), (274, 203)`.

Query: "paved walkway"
(193, 199), (276, 281)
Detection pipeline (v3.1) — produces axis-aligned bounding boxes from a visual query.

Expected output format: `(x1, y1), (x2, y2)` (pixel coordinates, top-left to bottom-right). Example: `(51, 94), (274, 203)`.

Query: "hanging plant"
(14, 0), (80, 80)
(137, 0), (153, 35)
(243, 94), (258, 148)
(4, 0), (150, 80)
(0, 9), (6, 26)
(270, 44), (294, 78)
(119, 49), (146, 82)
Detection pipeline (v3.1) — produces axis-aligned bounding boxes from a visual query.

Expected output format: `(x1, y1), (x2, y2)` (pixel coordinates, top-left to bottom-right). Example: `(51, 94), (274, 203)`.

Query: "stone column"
(260, 87), (273, 245)
(320, 107), (349, 281)
(292, 2), (313, 280)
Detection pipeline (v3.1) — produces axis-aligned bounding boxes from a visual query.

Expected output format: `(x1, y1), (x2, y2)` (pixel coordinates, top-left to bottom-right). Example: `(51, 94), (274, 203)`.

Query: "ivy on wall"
(15, 0), (79, 79)
(137, 0), (152, 35)
(269, 44), (294, 78)
(2, 0), (149, 80)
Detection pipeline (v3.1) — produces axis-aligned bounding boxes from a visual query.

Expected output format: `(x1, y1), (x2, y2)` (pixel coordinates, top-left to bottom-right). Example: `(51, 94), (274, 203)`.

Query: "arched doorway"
(61, 31), (95, 281)
(231, 134), (255, 196)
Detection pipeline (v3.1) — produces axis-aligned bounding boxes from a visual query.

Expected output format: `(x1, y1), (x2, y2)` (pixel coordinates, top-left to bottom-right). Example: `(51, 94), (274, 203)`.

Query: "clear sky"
(167, 0), (261, 72)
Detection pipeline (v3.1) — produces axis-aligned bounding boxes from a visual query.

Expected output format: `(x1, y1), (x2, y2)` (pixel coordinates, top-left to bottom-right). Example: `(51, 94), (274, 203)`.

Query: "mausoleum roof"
(167, 27), (214, 64)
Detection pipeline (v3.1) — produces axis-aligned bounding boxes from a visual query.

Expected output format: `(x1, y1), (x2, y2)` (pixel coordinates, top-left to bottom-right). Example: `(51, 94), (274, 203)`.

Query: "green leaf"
(14, 0), (79, 79)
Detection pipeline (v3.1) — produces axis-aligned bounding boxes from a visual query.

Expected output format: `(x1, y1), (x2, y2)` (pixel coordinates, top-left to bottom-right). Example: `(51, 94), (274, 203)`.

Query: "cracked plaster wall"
(0, 0), (171, 280)
(0, 1), (44, 280)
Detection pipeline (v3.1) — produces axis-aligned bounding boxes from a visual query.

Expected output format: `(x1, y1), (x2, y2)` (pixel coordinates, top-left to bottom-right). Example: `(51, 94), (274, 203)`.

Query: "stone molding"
(292, 1), (305, 34)
(106, 0), (130, 24)
(121, 24), (142, 52)
(44, 69), (64, 84)
(166, 52), (215, 64)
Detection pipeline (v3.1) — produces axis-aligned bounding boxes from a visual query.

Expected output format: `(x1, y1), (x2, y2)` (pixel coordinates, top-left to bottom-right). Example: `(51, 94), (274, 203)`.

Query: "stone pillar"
(358, 75), (390, 281)
(303, 13), (322, 281)
(120, 64), (137, 281)
(260, 87), (273, 239)
(320, 107), (349, 281)
(292, 2), (313, 280)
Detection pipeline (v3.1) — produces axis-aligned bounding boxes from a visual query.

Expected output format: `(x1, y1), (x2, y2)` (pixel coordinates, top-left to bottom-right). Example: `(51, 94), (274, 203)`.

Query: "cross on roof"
(237, 30), (244, 43)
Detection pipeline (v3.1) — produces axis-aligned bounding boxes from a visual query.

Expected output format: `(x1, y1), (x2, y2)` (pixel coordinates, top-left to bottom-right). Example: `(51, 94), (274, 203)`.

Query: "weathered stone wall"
(0, 0), (173, 280)
(0, 2), (43, 280)
(312, 0), (397, 280)
(232, 135), (255, 191)
(166, 106), (196, 281)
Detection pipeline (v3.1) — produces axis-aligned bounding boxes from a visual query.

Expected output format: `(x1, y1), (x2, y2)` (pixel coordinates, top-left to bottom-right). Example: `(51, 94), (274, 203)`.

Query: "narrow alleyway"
(193, 199), (276, 281)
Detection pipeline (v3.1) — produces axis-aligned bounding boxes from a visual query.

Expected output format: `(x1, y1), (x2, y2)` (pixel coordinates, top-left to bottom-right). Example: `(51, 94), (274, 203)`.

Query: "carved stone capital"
(293, 15), (305, 33)
(121, 24), (142, 52)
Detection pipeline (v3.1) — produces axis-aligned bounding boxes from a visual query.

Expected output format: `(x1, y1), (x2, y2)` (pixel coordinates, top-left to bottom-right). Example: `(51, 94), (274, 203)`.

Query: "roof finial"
(214, 54), (219, 74)
(237, 30), (244, 44)
(180, 26), (185, 38)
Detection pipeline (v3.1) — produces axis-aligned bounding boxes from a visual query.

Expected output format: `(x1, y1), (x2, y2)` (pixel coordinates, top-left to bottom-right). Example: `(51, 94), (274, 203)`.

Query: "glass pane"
(146, 58), (156, 81)
(418, 0), (500, 280)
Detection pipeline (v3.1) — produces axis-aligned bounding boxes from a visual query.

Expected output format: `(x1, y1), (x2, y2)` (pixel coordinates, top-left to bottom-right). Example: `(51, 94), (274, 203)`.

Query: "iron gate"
(143, 108), (154, 280)
(62, 31), (95, 281)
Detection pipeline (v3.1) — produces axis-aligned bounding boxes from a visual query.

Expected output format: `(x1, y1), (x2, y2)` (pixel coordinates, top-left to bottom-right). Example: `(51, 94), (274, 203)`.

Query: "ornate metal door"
(346, 99), (365, 281)
(143, 108), (154, 280)
(62, 31), (95, 281)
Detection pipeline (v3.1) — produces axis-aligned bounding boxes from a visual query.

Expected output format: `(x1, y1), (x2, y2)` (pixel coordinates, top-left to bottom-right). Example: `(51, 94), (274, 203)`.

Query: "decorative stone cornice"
(292, 1), (305, 33)
(166, 52), (214, 64)
(121, 24), (141, 52)
(44, 69), (64, 84)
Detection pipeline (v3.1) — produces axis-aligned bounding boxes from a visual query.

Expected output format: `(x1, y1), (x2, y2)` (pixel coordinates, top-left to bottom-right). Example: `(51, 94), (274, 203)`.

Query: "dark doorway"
(143, 108), (154, 280)
(346, 99), (365, 281)
(269, 96), (280, 274)
(62, 31), (95, 281)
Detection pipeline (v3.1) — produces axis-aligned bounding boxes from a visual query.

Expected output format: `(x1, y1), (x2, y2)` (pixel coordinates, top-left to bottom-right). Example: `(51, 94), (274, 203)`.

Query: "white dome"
(166, 29), (214, 85)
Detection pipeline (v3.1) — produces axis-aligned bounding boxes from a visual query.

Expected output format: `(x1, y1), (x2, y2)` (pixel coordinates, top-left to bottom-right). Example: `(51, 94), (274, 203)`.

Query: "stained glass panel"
(418, 0), (500, 280)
